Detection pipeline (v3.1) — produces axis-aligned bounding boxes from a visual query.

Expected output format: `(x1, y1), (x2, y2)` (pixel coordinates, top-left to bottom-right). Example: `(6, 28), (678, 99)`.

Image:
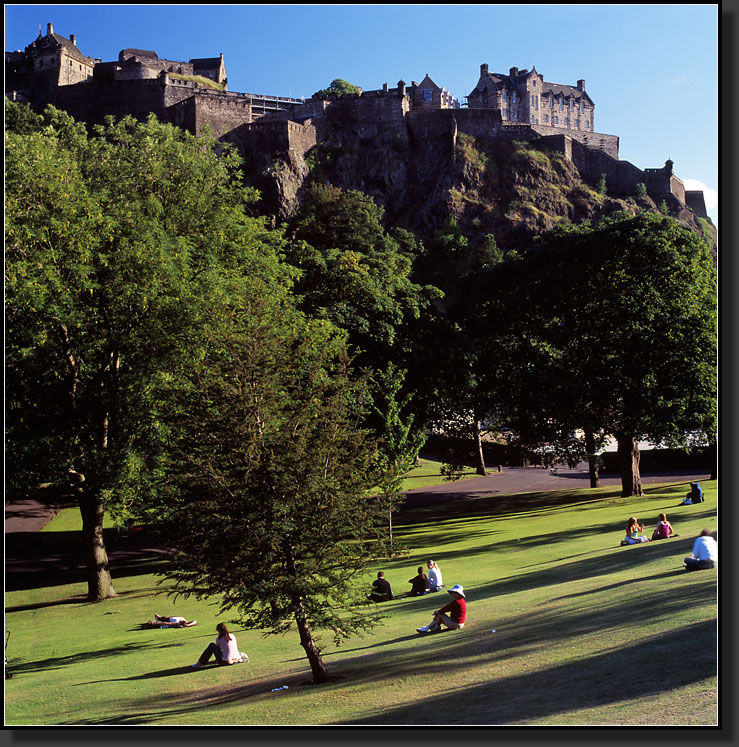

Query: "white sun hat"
(448, 584), (465, 597)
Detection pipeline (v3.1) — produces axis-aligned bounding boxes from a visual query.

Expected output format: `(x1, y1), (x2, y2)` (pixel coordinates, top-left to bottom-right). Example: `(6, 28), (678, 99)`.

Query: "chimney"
(383, 83), (388, 92)
(577, 79), (585, 90)
(47, 22), (54, 36)
(70, 34), (76, 46)
(509, 66), (518, 78)
(481, 63), (489, 76)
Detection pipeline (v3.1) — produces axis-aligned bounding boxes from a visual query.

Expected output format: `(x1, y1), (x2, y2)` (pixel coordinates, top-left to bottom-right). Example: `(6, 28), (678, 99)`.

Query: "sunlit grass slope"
(5, 477), (717, 726)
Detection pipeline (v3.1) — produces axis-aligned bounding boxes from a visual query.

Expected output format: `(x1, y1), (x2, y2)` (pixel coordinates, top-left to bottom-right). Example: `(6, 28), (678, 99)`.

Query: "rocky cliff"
(242, 115), (716, 253)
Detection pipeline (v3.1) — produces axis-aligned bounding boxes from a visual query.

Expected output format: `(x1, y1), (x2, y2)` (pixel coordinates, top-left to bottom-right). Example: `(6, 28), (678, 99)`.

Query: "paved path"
(400, 464), (711, 510)
(5, 465), (712, 534)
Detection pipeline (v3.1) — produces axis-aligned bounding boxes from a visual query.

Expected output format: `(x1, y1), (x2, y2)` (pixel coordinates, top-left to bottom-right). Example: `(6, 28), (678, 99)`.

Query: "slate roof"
(29, 30), (94, 64)
(120, 48), (159, 60)
(191, 57), (222, 68)
(474, 70), (594, 106)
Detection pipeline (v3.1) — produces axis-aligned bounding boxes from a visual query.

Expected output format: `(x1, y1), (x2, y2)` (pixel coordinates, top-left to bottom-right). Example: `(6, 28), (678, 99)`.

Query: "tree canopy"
(471, 212), (717, 495)
(5, 105), (292, 599)
(311, 78), (362, 100)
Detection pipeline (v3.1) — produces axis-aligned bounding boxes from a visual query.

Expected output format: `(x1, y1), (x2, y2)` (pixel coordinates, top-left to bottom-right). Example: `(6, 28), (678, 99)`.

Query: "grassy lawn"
(5, 477), (717, 726)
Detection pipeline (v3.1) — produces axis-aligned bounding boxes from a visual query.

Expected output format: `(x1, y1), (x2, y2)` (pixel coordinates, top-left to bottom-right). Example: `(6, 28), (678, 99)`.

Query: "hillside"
(243, 119), (716, 253)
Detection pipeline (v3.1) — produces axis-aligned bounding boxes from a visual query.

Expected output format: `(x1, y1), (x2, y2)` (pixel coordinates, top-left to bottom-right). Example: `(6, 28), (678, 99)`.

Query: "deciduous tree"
(473, 213), (717, 495)
(5, 106), (290, 600)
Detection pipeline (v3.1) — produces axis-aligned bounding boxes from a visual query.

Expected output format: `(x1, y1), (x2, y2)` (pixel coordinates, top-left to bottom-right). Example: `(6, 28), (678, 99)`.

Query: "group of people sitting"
(366, 559), (467, 633)
(367, 559), (445, 602)
(619, 514), (717, 572)
(621, 513), (678, 545)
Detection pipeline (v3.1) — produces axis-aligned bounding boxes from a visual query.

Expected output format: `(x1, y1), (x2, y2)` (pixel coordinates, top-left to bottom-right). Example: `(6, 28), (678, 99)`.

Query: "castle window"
(570, 99), (574, 112)
(559, 98), (563, 110)
(422, 89), (432, 102)
(553, 115), (558, 124)
(543, 114), (549, 123)
(512, 91), (517, 103)
(513, 111), (518, 119)
(549, 95), (553, 108)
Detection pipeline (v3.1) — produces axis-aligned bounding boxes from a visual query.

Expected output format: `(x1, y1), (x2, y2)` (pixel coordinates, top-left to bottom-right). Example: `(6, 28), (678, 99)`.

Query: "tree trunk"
(473, 420), (487, 476)
(295, 610), (329, 684)
(616, 432), (643, 497)
(80, 493), (117, 602)
(584, 431), (600, 488)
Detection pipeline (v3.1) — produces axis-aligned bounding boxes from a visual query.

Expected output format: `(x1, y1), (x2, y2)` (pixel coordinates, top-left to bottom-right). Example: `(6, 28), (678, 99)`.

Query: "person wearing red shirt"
(416, 584), (467, 633)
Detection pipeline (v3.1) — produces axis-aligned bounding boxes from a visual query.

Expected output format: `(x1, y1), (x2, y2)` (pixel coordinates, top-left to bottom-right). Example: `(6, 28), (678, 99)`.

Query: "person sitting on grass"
(621, 517), (649, 546)
(408, 566), (431, 596)
(426, 559), (444, 592)
(147, 614), (198, 628)
(651, 513), (677, 541)
(192, 623), (248, 668)
(683, 529), (717, 572)
(367, 571), (393, 602)
(416, 584), (467, 633)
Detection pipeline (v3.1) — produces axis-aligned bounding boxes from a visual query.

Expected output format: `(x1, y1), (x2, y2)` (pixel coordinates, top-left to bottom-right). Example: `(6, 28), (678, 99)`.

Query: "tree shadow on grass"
(78, 665), (196, 683)
(5, 528), (170, 593)
(8, 640), (187, 676)
(338, 620), (717, 725)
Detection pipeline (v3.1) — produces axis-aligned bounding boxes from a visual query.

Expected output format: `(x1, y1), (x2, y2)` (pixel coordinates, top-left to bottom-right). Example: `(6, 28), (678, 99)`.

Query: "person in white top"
(427, 559), (444, 592)
(148, 613), (198, 628)
(684, 529), (718, 571)
(192, 623), (248, 668)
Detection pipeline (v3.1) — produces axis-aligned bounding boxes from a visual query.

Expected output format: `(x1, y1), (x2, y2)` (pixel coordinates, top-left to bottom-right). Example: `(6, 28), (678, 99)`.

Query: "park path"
(5, 463), (711, 534)
(400, 463), (710, 509)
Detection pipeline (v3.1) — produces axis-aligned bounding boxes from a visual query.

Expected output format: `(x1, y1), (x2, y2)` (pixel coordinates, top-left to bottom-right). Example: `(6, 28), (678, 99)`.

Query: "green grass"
(5, 475), (717, 725)
(397, 457), (480, 491)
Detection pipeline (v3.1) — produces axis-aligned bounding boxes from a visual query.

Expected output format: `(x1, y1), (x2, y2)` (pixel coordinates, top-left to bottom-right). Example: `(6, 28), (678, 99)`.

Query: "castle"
(5, 23), (708, 218)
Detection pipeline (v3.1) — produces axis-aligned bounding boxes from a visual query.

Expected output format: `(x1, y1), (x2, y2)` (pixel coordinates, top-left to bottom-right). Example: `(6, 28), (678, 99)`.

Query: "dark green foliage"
(633, 182), (648, 197)
(312, 78), (362, 100)
(157, 291), (391, 683)
(472, 213), (717, 495)
(596, 173), (607, 195)
(5, 103), (290, 599)
(286, 183), (439, 367)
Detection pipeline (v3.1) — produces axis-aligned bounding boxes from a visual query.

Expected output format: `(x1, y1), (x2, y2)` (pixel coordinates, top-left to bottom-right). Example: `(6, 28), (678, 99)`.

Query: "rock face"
(242, 115), (715, 252)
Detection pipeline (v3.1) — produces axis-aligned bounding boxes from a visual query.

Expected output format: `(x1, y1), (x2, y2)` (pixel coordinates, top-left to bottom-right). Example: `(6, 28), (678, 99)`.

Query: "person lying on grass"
(192, 623), (248, 668)
(146, 614), (198, 628)
(416, 584), (467, 633)
(621, 517), (649, 546)
(651, 513), (678, 541)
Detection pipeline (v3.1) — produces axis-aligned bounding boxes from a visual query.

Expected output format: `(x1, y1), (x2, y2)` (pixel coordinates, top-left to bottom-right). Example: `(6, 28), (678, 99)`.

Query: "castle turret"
(398, 79), (406, 96)
(47, 23), (54, 36)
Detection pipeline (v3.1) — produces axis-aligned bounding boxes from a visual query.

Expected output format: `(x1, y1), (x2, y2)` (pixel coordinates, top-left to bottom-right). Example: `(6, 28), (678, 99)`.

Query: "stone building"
(408, 74), (460, 110)
(467, 64), (595, 134)
(5, 22), (99, 108)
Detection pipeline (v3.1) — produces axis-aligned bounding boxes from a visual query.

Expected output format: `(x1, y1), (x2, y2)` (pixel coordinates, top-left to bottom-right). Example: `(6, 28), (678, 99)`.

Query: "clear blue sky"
(5, 4), (719, 225)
